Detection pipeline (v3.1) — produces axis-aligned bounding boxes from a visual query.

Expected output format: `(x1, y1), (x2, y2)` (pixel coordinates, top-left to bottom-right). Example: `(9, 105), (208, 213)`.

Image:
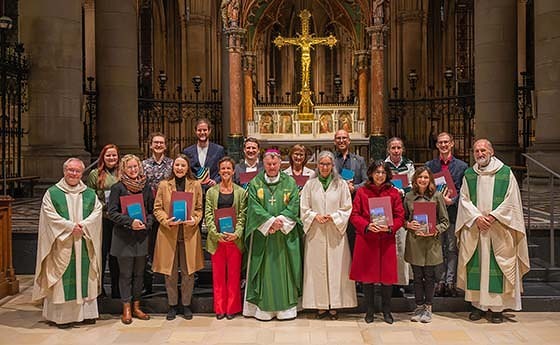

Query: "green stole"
(48, 185), (96, 301)
(463, 165), (511, 294)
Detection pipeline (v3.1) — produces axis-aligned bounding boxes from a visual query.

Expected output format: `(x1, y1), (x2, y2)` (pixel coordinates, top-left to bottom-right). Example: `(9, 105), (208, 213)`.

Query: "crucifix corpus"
(274, 9), (337, 120)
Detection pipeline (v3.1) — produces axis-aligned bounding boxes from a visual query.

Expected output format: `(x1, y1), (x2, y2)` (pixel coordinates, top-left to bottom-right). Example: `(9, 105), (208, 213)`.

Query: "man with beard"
(183, 118), (225, 193)
(243, 149), (303, 321)
(456, 139), (529, 323)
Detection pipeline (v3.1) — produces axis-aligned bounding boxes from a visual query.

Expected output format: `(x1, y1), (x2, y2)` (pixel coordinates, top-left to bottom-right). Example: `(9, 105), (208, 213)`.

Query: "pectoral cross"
(268, 195), (276, 206)
(274, 10), (337, 119)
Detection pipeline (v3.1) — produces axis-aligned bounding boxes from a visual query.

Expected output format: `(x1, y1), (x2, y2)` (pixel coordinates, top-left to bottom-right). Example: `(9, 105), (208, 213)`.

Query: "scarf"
(318, 174), (333, 191)
(121, 173), (146, 193)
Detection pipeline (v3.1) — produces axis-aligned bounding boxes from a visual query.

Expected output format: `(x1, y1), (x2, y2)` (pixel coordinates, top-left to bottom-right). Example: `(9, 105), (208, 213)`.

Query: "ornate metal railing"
(138, 89), (223, 157)
(0, 37), (28, 183)
(388, 88), (475, 164)
(517, 71), (535, 152)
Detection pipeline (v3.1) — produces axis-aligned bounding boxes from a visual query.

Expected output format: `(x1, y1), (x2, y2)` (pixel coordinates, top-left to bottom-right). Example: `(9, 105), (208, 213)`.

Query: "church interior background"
(0, 0), (558, 185)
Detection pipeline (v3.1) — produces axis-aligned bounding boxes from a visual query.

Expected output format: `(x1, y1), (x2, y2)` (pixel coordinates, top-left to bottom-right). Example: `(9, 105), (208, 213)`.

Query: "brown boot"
(121, 302), (132, 325)
(132, 300), (150, 320)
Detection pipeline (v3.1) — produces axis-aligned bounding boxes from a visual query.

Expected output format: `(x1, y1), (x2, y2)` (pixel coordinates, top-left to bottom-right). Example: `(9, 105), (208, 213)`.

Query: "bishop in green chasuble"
(456, 140), (529, 314)
(32, 159), (103, 326)
(243, 150), (303, 321)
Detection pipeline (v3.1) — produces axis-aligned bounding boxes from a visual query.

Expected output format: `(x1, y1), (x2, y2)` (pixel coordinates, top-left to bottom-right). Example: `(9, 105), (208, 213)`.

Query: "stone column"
(243, 51), (256, 124)
(20, 0), (89, 181)
(354, 50), (369, 122)
(474, 0), (518, 164)
(224, 28), (246, 161)
(366, 24), (389, 161)
(95, 0), (138, 153)
(530, 1), (560, 172)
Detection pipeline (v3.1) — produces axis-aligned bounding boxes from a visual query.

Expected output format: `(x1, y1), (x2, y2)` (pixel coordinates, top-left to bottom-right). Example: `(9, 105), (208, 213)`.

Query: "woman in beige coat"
(153, 154), (204, 320)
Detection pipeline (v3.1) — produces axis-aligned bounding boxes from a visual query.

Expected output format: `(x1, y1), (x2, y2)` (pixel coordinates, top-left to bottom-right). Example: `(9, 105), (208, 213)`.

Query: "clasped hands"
(314, 214), (333, 224)
(476, 214), (496, 232)
(72, 223), (83, 237)
(267, 218), (284, 235)
(367, 223), (390, 233)
(167, 216), (196, 227)
(405, 220), (435, 237)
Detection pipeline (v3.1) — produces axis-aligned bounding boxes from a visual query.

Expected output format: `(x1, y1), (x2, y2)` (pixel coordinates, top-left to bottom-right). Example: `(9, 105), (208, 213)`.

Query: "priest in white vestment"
(456, 139), (529, 323)
(32, 158), (103, 328)
(300, 151), (357, 319)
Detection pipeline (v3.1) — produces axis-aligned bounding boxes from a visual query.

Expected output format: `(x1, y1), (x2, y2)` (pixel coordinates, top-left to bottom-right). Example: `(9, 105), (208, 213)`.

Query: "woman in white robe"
(300, 150), (357, 319)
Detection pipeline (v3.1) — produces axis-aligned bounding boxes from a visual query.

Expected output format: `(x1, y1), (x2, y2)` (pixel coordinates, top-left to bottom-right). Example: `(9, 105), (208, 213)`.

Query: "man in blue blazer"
(183, 118), (225, 192)
(425, 132), (468, 297)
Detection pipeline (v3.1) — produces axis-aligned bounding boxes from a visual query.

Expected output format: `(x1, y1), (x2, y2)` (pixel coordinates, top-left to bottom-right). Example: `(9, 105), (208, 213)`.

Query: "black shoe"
(226, 314), (235, 320)
(216, 313), (226, 320)
(183, 305), (193, 320)
(166, 306), (177, 321)
(435, 282), (445, 297)
(56, 322), (73, 329)
(447, 284), (458, 297)
(383, 312), (394, 324)
(364, 311), (374, 324)
(468, 307), (483, 321)
(391, 286), (404, 298)
(490, 311), (503, 324)
(82, 318), (96, 325)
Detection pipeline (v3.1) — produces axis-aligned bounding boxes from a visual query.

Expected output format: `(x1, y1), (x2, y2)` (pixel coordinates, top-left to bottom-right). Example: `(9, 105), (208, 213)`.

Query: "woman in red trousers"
(350, 160), (405, 324)
(205, 157), (248, 319)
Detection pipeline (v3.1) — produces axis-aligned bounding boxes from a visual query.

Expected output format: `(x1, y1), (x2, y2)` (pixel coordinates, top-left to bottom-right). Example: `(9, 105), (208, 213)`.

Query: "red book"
(413, 201), (437, 235)
(293, 175), (310, 188)
(433, 170), (457, 198)
(239, 171), (258, 184)
(391, 174), (409, 189)
(214, 207), (237, 233)
(170, 191), (194, 221)
(120, 193), (146, 223)
(368, 196), (394, 227)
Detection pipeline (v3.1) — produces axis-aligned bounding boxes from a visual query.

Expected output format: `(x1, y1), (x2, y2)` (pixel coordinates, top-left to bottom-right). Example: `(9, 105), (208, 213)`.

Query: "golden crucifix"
(274, 10), (337, 120)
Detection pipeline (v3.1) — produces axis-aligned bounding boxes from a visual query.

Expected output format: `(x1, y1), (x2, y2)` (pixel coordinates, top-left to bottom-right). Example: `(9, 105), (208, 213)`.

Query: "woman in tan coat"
(153, 154), (204, 320)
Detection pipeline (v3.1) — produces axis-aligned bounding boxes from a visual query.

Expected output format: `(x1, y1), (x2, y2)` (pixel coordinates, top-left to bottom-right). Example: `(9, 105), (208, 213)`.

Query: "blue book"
(172, 200), (187, 221)
(340, 168), (355, 181)
(391, 179), (403, 189)
(127, 203), (145, 222)
(218, 216), (234, 233)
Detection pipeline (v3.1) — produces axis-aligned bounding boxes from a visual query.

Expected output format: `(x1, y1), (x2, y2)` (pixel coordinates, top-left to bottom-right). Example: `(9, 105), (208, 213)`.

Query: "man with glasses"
(333, 129), (367, 254)
(32, 158), (103, 328)
(425, 132), (468, 297)
(142, 132), (173, 295)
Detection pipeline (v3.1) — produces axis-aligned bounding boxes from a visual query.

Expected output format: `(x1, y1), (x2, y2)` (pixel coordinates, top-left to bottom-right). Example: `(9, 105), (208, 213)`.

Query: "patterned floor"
(1, 276), (560, 345)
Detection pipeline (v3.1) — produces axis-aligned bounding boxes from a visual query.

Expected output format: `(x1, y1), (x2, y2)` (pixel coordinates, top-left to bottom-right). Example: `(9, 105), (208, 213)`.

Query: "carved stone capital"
(243, 51), (257, 72)
(366, 25), (389, 50)
(224, 27), (247, 53)
(354, 50), (370, 71)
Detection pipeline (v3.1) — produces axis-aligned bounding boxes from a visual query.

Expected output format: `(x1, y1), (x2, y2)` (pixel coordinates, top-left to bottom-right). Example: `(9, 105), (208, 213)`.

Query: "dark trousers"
(117, 256), (146, 303)
(363, 283), (392, 313)
(101, 217), (120, 296)
(412, 265), (436, 305)
(143, 220), (159, 293)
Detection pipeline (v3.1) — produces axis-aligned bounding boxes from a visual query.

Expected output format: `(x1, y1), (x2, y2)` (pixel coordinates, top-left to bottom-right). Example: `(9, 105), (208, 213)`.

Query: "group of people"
(32, 118), (529, 329)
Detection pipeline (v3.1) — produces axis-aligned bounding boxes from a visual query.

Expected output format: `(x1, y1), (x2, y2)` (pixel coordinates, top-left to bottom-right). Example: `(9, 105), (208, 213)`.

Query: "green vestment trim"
(48, 186), (96, 301)
(464, 165), (510, 294)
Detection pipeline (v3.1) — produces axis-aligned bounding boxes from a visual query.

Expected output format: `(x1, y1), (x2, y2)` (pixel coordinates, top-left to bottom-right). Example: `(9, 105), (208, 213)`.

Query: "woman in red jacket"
(350, 160), (405, 324)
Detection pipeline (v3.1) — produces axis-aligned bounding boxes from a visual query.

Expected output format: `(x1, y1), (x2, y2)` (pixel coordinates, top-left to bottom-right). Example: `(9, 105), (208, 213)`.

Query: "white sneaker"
(420, 305), (432, 323)
(411, 305), (425, 322)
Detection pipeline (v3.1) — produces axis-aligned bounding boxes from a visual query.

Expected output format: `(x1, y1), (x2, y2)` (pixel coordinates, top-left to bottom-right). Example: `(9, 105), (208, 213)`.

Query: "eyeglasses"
(319, 162), (332, 167)
(335, 136), (349, 141)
